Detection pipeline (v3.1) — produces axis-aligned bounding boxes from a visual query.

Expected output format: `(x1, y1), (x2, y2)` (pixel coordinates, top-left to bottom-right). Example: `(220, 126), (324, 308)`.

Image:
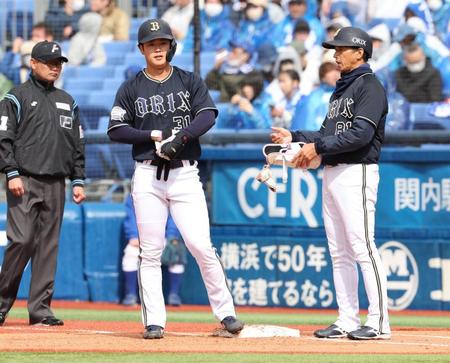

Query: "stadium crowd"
(0, 0), (449, 133)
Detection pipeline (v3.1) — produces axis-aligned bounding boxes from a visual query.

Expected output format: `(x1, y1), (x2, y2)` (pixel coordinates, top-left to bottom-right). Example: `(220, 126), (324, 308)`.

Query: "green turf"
(0, 353), (449, 363)
(7, 307), (450, 328)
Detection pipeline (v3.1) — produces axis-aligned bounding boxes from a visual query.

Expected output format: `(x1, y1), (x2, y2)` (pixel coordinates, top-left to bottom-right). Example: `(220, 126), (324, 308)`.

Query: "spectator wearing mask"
(395, 43), (443, 103)
(205, 39), (257, 101)
(270, 69), (302, 128)
(272, 0), (324, 48)
(67, 12), (106, 66)
(182, 0), (235, 53)
(162, 0), (194, 42)
(233, 0), (276, 52)
(291, 61), (340, 130)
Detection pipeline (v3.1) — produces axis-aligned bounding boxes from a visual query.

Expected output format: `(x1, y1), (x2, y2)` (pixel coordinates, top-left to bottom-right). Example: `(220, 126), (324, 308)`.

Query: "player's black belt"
(145, 158), (195, 181)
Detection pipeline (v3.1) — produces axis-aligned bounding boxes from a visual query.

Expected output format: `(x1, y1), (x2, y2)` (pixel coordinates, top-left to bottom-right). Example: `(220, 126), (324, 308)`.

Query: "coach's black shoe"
(221, 316), (244, 334)
(30, 316), (64, 326)
(0, 312), (6, 326)
(347, 326), (391, 340)
(314, 324), (348, 339)
(143, 325), (164, 339)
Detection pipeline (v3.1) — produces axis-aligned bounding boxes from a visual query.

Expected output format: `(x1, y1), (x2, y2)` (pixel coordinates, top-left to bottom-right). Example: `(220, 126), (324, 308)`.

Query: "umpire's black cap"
(138, 18), (174, 44)
(322, 26), (373, 58)
(31, 40), (68, 63)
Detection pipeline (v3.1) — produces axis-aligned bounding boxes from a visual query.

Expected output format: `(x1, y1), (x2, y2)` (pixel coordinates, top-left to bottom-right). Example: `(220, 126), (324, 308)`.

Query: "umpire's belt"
(139, 158), (195, 181)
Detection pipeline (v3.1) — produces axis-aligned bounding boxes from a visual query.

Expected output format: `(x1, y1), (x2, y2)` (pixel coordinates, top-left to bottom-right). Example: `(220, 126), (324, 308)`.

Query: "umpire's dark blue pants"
(0, 175), (65, 323)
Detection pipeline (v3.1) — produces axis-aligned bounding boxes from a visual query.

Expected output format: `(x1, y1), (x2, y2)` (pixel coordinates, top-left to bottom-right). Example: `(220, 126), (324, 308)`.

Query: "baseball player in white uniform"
(107, 19), (243, 339)
(271, 27), (391, 340)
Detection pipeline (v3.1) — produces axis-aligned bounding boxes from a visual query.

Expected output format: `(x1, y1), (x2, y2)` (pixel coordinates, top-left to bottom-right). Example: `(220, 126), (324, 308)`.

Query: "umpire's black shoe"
(347, 326), (391, 340)
(30, 316), (64, 326)
(143, 325), (164, 339)
(314, 324), (348, 339)
(221, 316), (244, 334)
(0, 312), (6, 326)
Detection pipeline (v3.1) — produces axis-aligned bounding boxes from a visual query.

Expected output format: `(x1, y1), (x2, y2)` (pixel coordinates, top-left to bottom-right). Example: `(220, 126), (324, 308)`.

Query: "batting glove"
(160, 130), (189, 159)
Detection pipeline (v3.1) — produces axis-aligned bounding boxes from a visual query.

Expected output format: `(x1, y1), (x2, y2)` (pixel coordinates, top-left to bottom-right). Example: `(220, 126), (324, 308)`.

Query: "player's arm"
(107, 83), (171, 144)
(160, 74), (217, 159)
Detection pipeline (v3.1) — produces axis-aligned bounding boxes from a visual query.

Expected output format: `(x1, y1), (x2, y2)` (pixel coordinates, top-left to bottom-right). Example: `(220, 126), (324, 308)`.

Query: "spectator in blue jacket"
(233, 0), (276, 52)
(270, 69), (302, 128)
(121, 195), (186, 306)
(291, 61), (340, 130)
(272, 0), (324, 48)
(182, 0), (235, 53)
(428, 0), (450, 40)
(217, 72), (272, 129)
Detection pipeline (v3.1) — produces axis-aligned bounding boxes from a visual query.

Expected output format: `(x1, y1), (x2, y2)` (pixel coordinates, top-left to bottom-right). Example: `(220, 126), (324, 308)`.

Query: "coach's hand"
(73, 186), (86, 204)
(270, 127), (292, 144)
(293, 143), (318, 169)
(160, 130), (189, 159)
(8, 177), (25, 197)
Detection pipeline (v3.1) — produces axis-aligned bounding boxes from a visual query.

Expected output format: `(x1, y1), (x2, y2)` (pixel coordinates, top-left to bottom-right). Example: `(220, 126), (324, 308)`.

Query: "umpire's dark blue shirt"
(107, 66), (217, 161)
(291, 64), (388, 165)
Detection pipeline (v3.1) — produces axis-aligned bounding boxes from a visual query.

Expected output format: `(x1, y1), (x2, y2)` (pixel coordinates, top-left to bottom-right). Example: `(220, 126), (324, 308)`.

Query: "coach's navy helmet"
(138, 18), (177, 61)
(322, 26), (373, 58)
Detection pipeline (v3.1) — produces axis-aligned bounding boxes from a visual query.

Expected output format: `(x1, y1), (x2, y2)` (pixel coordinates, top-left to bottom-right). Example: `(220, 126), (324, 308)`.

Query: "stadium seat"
(88, 91), (116, 109)
(6, 10), (33, 39)
(102, 41), (135, 55)
(102, 78), (124, 92)
(85, 144), (115, 179)
(64, 79), (103, 92)
(109, 143), (135, 179)
(125, 53), (145, 67)
(409, 103), (450, 130)
(78, 105), (110, 129)
(64, 66), (116, 79)
(70, 92), (90, 107)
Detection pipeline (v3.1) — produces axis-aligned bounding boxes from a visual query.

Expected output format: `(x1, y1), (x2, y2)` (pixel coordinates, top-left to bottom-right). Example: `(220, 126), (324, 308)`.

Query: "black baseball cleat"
(347, 326), (391, 340)
(30, 316), (64, 326)
(314, 324), (348, 339)
(0, 312), (6, 326)
(221, 316), (244, 334)
(143, 325), (164, 339)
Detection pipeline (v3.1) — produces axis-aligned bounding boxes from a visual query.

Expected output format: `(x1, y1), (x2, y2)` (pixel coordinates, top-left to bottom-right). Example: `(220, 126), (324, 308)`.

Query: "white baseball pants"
(322, 163), (390, 334)
(132, 161), (236, 328)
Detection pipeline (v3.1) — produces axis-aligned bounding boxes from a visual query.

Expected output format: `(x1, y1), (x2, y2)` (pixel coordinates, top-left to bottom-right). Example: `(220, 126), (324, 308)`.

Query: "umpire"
(0, 41), (85, 326)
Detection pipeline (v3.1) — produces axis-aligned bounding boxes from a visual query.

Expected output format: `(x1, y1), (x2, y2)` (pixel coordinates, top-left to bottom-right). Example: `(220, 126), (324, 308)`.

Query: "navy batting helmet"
(138, 19), (177, 62)
(322, 26), (373, 58)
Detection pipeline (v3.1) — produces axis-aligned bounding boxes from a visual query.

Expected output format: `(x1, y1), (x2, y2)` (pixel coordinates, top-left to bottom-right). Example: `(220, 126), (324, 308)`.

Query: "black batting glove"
(160, 130), (189, 159)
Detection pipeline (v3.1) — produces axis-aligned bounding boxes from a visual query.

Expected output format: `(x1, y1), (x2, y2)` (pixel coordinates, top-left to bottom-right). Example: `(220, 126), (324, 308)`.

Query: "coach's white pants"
(132, 162), (236, 328)
(322, 164), (390, 334)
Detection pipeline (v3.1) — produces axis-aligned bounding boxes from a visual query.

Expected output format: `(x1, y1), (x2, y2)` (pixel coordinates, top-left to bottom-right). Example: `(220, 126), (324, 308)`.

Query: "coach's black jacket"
(0, 74), (85, 185)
